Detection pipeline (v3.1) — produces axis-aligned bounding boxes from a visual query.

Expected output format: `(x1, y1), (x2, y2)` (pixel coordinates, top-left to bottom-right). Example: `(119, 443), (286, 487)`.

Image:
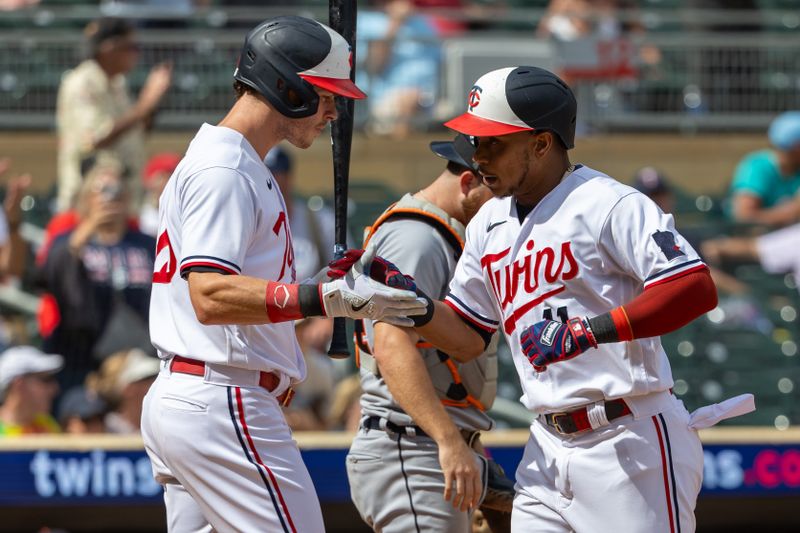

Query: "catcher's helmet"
(233, 16), (366, 119)
(444, 66), (577, 149)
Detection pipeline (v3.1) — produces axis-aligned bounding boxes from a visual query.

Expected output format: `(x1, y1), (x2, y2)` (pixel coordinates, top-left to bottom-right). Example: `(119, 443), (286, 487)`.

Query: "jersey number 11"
(543, 306), (569, 323)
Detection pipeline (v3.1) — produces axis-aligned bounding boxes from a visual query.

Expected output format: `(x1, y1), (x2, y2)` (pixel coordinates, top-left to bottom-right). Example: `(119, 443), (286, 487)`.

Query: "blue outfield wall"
(1, 429), (799, 507)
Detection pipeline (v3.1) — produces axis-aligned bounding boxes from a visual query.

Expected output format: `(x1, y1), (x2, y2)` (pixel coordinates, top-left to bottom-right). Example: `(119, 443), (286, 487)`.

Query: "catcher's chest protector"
(358, 194), (498, 411)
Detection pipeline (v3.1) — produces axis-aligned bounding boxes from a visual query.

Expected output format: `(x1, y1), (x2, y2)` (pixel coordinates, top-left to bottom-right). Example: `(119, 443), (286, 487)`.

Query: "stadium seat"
(346, 181), (398, 239)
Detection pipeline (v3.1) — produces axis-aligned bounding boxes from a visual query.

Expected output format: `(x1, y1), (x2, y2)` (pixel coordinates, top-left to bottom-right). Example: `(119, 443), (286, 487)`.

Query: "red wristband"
(265, 281), (303, 323)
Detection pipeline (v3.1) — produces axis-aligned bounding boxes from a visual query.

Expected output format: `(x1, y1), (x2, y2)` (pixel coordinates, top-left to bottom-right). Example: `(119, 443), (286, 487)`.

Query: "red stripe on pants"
(235, 387), (297, 533)
(652, 415), (676, 533)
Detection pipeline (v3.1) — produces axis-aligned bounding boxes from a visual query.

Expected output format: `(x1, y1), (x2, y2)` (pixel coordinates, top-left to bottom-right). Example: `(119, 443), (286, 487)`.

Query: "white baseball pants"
(141, 367), (324, 533)
(512, 394), (703, 533)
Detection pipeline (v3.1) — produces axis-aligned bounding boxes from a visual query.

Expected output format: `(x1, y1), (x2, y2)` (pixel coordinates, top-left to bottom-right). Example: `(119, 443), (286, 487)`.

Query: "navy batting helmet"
(444, 66), (577, 149)
(233, 16), (366, 119)
(429, 134), (478, 173)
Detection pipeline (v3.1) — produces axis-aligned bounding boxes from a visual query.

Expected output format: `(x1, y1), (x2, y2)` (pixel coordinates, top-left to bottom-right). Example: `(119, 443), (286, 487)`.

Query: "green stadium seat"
(346, 181), (398, 241)
(719, 404), (795, 428)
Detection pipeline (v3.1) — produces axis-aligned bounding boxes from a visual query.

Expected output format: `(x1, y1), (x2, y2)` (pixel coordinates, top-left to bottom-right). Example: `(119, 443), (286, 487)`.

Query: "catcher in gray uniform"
(346, 137), (512, 533)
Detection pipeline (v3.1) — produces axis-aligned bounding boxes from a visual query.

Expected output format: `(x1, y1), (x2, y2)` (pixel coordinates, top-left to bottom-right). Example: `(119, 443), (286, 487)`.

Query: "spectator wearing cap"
(632, 166), (673, 214)
(0, 346), (63, 436)
(139, 152), (181, 237)
(58, 386), (109, 434)
(56, 16), (172, 213)
(102, 349), (160, 434)
(728, 111), (800, 227)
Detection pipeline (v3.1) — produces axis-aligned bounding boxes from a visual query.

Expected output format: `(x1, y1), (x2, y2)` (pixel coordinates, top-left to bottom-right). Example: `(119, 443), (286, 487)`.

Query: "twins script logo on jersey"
(481, 239), (579, 334)
(468, 86), (482, 111)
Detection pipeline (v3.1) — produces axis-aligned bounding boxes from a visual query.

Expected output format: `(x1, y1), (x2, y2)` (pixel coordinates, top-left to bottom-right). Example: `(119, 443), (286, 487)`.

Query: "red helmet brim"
(444, 112), (532, 136)
(300, 74), (367, 100)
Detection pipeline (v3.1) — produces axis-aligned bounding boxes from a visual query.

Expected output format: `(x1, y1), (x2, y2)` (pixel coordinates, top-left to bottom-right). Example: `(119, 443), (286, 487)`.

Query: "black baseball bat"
(328, 0), (357, 359)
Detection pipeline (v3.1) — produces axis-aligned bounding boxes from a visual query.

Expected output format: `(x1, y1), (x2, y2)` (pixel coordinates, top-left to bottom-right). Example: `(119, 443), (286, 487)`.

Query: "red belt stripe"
(170, 356), (293, 406)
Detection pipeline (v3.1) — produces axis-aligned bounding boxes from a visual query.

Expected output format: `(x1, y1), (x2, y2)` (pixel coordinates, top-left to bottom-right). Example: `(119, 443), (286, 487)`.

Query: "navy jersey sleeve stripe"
(445, 292), (499, 326)
(180, 262), (239, 277)
(181, 255), (241, 272)
(644, 259), (702, 283)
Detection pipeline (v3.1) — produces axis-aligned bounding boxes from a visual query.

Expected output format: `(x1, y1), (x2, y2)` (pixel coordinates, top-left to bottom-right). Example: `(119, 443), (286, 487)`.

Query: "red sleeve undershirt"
(610, 268), (717, 341)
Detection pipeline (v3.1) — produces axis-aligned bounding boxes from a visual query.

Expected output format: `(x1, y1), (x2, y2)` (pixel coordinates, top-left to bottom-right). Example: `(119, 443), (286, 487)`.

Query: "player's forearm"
(187, 268), (424, 326)
(187, 272), (322, 325)
(415, 300), (485, 362)
(372, 322), (466, 446)
(188, 272), (273, 325)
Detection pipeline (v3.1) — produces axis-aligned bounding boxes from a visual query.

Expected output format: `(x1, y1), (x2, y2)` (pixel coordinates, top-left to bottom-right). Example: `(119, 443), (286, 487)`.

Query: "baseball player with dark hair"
(141, 16), (427, 533)
(347, 136), (511, 532)
(369, 66), (754, 532)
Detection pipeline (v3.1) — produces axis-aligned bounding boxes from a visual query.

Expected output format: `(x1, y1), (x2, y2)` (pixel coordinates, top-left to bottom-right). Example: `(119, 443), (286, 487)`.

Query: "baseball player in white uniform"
(141, 17), (427, 533)
(367, 66), (753, 532)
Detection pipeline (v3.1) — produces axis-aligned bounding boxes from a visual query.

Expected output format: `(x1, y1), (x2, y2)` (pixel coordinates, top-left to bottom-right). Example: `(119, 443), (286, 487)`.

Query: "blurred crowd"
(1, 5), (800, 439)
(2, 1), (782, 136)
(0, 15), (364, 437)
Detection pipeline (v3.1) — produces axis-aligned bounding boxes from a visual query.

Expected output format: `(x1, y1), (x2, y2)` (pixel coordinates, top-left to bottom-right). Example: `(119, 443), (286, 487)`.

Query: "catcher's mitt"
(481, 458), (515, 513)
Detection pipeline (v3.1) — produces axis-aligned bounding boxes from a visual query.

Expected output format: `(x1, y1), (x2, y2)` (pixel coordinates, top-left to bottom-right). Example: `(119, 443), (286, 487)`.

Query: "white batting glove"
(319, 248), (428, 326)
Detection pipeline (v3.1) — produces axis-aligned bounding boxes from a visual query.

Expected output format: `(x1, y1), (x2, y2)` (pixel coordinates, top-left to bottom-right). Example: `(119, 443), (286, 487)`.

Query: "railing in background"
(572, 33), (800, 133)
(0, 5), (799, 131)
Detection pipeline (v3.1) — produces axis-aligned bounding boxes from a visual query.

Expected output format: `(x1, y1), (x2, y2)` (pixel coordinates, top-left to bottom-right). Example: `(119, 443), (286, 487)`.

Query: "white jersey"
(757, 222), (800, 291)
(446, 165), (706, 413)
(149, 123), (305, 381)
